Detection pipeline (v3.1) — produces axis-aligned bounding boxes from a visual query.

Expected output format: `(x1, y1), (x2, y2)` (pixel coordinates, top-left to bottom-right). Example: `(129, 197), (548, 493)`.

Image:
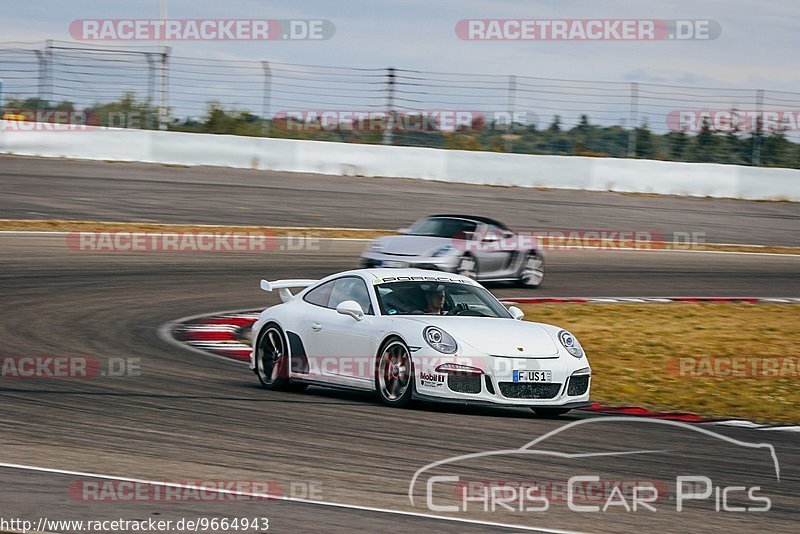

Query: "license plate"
(513, 370), (552, 383)
(382, 260), (408, 268)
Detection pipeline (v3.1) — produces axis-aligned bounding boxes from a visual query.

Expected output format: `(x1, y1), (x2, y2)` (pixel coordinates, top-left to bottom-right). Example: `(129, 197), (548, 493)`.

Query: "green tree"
(665, 130), (688, 160)
(692, 117), (717, 162)
(634, 121), (654, 158)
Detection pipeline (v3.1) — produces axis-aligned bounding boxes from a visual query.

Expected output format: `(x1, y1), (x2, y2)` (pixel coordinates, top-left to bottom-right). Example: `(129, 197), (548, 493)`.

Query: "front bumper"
(412, 393), (592, 410)
(361, 252), (459, 272)
(411, 351), (591, 407)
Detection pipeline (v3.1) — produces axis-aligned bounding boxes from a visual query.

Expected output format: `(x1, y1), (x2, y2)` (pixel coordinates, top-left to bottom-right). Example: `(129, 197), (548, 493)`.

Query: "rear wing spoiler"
(260, 279), (318, 303)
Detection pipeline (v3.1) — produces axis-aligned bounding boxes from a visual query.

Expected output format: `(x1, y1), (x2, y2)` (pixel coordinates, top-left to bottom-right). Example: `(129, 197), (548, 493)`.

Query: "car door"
(300, 276), (377, 388)
(473, 224), (517, 278)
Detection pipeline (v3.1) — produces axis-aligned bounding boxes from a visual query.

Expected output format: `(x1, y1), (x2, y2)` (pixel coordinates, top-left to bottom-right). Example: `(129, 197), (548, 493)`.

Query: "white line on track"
(0, 462), (584, 534)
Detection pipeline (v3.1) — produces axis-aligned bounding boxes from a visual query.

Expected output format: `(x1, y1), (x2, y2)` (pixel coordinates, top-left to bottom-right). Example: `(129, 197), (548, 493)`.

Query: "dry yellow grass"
(519, 303), (800, 423)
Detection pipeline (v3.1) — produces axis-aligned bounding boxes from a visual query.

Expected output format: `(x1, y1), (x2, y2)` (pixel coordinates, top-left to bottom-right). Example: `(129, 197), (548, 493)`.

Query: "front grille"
(567, 375), (590, 396)
(499, 382), (561, 399)
(447, 372), (482, 394)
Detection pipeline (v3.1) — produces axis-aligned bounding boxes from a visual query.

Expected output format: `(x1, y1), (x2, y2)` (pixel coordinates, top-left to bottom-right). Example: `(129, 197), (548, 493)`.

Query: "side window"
(450, 288), (491, 313)
(449, 219), (477, 240)
(489, 224), (513, 239)
(303, 280), (335, 308)
(328, 277), (373, 315)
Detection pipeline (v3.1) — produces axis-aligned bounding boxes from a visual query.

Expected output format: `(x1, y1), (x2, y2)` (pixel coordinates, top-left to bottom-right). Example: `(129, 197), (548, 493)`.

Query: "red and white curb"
(170, 312), (259, 362)
(166, 305), (800, 433)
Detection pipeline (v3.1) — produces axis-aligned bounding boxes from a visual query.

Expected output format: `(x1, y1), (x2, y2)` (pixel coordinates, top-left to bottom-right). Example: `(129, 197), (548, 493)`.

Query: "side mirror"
(336, 300), (365, 320)
(508, 306), (525, 320)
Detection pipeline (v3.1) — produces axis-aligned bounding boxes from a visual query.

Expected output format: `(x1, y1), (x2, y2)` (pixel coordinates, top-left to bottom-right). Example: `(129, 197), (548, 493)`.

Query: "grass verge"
(519, 303), (799, 423)
(0, 219), (393, 240)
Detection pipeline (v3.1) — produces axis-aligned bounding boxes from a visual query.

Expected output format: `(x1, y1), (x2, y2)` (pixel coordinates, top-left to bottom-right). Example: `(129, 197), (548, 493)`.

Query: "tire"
(530, 408), (571, 417)
(456, 254), (478, 280)
(375, 338), (414, 407)
(517, 252), (545, 288)
(255, 323), (307, 392)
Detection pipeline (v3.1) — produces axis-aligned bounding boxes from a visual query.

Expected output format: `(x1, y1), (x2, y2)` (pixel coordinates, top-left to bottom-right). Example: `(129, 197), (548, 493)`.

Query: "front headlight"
(558, 330), (584, 358)
(424, 326), (458, 354)
(432, 245), (454, 257)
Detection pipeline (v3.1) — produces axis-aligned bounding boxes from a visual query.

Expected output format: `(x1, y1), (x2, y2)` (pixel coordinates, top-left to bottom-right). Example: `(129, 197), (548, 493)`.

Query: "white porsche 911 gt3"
(250, 268), (591, 415)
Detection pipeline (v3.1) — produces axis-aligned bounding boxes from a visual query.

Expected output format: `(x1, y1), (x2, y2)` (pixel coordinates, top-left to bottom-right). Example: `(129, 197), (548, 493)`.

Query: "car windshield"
(406, 217), (477, 238)
(374, 281), (512, 318)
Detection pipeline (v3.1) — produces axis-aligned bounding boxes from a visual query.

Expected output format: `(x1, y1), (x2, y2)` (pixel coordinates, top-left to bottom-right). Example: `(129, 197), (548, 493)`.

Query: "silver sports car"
(361, 214), (545, 287)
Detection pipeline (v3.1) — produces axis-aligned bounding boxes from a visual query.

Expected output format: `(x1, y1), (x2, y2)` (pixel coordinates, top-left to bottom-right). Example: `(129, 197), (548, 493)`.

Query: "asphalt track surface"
(1, 155), (799, 246)
(0, 157), (799, 532)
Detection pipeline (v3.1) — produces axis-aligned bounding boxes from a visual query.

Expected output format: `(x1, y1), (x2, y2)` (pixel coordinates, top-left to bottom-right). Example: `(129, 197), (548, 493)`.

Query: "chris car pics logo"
(409, 418), (778, 514)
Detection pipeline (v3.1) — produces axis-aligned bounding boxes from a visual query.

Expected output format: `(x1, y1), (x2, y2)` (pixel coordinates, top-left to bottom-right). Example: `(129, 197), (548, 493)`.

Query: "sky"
(2, 0), (798, 89)
(1, 0), (798, 130)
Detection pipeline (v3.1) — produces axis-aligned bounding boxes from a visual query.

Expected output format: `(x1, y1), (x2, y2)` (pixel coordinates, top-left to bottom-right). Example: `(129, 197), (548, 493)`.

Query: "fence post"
(158, 47), (170, 130)
(145, 53), (158, 129)
(34, 48), (45, 109)
(34, 40), (53, 110)
(506, 74), (517, 151)
(627, 82), (638, 157)
(382, 67), (395, 145)
(752, 89), (763, 166)
(45, 40), (53, 107)
(261, 61), (271, 137)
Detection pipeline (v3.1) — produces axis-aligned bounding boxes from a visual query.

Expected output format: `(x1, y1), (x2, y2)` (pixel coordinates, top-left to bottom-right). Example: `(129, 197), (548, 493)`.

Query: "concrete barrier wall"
(1, 122), (798, 200)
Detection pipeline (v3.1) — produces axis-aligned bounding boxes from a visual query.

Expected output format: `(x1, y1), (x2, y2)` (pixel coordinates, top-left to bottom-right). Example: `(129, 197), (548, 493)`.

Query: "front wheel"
(530, 408), (571, 417)
(375, 338), (413, 407)
(518, 252), (545, 288)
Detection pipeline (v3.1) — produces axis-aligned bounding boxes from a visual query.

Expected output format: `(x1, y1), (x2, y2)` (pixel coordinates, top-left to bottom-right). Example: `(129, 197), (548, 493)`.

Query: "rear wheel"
(375, 338), (413, 407)
(530, 408), (571, 417)
(518, 252), (545, 288)
(256, 324), (307, 392)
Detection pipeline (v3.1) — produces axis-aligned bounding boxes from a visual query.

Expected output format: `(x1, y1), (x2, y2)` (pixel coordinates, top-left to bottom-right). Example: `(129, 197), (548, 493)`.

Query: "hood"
(373, 235), (455, 256)
(401, 317), (560, 357)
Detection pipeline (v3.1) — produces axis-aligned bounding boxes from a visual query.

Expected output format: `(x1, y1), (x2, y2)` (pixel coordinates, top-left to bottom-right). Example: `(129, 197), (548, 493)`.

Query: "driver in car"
(422, 283), (447, 315)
